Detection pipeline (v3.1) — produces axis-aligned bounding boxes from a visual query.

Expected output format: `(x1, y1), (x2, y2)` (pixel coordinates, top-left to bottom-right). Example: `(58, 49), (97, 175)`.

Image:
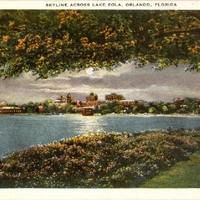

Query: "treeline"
(21, 100), (67, 114)
(19, 97), (200, 115)
(95, 98), (200, 115)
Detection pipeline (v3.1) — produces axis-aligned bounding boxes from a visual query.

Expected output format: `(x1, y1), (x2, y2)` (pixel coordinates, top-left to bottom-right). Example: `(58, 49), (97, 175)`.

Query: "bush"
(148, 107), (157, 114)
(1, 131), (200, 188)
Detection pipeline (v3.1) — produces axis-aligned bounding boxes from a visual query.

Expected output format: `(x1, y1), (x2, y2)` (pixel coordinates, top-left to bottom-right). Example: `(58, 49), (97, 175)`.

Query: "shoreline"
(95, 112), (200, 118)
(0, 112), (200, 118)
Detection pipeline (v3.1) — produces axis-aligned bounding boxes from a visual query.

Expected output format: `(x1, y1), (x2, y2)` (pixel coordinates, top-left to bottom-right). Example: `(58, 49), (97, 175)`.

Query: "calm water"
(0, 114), (200, 158)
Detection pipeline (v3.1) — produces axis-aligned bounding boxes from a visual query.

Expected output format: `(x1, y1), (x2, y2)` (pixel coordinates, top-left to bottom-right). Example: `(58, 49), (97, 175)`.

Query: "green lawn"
(140, 150), (200, 188)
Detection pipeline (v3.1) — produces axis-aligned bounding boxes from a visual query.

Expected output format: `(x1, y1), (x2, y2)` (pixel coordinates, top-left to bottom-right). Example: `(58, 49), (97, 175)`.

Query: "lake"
(0, 114), (200, 158)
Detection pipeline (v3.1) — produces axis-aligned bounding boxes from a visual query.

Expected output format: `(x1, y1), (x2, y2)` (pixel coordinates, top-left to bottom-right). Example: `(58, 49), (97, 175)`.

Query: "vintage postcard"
(0, 0), (200, 199)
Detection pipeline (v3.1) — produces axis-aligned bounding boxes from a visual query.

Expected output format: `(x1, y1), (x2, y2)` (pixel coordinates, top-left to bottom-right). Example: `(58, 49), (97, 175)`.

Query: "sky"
(0, 61), (200, 105)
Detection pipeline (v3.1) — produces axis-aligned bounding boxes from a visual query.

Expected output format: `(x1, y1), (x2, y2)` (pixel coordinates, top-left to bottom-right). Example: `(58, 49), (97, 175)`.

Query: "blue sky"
(0, 62), (200, 104)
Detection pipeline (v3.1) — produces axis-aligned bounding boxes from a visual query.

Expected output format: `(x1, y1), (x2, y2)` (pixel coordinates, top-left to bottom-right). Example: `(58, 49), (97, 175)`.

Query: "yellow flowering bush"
(0, 130), (200, 188)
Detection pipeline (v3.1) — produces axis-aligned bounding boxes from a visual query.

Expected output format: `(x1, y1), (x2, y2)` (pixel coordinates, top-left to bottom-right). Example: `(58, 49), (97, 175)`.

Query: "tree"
(49, 104), (59, 114)
(1, 10), (200, 79)
(183, 98), (199, 113)
(148, 107), (157, 114)
(23, 101), (38, 113)
(66, 105), (76, 113)
(167, 103), (177, 114)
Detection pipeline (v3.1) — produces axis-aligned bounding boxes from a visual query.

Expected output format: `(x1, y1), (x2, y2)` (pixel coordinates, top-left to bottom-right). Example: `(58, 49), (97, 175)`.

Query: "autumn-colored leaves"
(1, 10), (200, 78)
(0, 10), (138, 78)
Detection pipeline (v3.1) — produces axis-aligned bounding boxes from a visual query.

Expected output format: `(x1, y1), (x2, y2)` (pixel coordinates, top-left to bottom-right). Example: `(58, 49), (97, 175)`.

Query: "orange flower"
(2, 35), (10, 42)
(8, 21), (14, 27)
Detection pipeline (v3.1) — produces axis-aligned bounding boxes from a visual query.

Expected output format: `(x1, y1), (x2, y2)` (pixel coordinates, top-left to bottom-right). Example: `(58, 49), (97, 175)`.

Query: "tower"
(67, 93), (72, 104)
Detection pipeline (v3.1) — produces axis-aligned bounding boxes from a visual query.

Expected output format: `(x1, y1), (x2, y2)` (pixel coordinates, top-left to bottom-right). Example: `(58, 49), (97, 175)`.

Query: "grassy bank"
(140, 150), (200, 188)
(1, 130), (200, 188)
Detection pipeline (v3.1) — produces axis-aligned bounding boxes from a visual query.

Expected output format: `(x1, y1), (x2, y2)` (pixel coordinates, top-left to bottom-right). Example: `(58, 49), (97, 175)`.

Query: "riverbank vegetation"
(1, 130), (200, 188)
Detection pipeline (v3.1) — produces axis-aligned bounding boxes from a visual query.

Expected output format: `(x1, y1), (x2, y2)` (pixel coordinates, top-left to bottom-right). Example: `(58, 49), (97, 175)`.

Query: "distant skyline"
(0, 62), (200, 104)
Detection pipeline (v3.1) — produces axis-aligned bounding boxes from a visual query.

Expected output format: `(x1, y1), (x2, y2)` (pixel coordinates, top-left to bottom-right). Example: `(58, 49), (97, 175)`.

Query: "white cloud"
(0, 63), (200, 104)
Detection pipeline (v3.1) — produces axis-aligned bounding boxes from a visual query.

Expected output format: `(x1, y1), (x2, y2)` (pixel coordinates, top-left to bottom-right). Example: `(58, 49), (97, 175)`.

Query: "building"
(38, 105), (44, 113)
(105, 93), (124, 101)
(79, 101), (97, 108)
(54, 95), (66, 103)
(86, 92), (98, 102)
(67, 93), (72, 104)
(0, 106), (22, 114)
(174, 98), (185, 104)
(118, 100), (135, 108)
(82, 107), (94, 116)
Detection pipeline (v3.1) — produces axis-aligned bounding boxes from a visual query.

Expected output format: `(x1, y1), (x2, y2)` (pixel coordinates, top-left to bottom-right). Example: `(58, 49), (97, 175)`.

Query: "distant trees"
(17, 97), (200, 115)
(181, 98), (200, 114)
(0, 10), (200, 79)
(96, 98), (200, 115)
(22, 101), (39, 113)
(66, 105), (77, 114)
(97, 100), (121, 115)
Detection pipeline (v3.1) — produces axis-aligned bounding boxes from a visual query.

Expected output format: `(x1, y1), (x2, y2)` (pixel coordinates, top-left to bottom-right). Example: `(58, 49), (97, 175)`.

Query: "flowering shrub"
(0, 131), (200, 188)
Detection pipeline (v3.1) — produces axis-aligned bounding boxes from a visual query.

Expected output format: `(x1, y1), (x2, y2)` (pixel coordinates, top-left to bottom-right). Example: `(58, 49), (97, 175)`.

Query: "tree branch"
(155, 27), (200, 38)
(187, 11), (200, 20)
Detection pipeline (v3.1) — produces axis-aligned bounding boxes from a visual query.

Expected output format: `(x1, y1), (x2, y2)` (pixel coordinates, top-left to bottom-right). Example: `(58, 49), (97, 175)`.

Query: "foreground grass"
(1, 130), (200, 188)
(140, 150), (200, 188)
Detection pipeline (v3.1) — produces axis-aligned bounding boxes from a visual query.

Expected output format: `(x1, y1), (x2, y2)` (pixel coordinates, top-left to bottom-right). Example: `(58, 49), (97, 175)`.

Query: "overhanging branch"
(155, 27), (200, 38)
(187, 11), (200, 20)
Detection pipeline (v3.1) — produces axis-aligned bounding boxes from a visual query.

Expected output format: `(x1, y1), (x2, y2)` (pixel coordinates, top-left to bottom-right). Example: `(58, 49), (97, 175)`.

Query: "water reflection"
(1, 115), (200, 158)
(74, 116), (107, 135)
